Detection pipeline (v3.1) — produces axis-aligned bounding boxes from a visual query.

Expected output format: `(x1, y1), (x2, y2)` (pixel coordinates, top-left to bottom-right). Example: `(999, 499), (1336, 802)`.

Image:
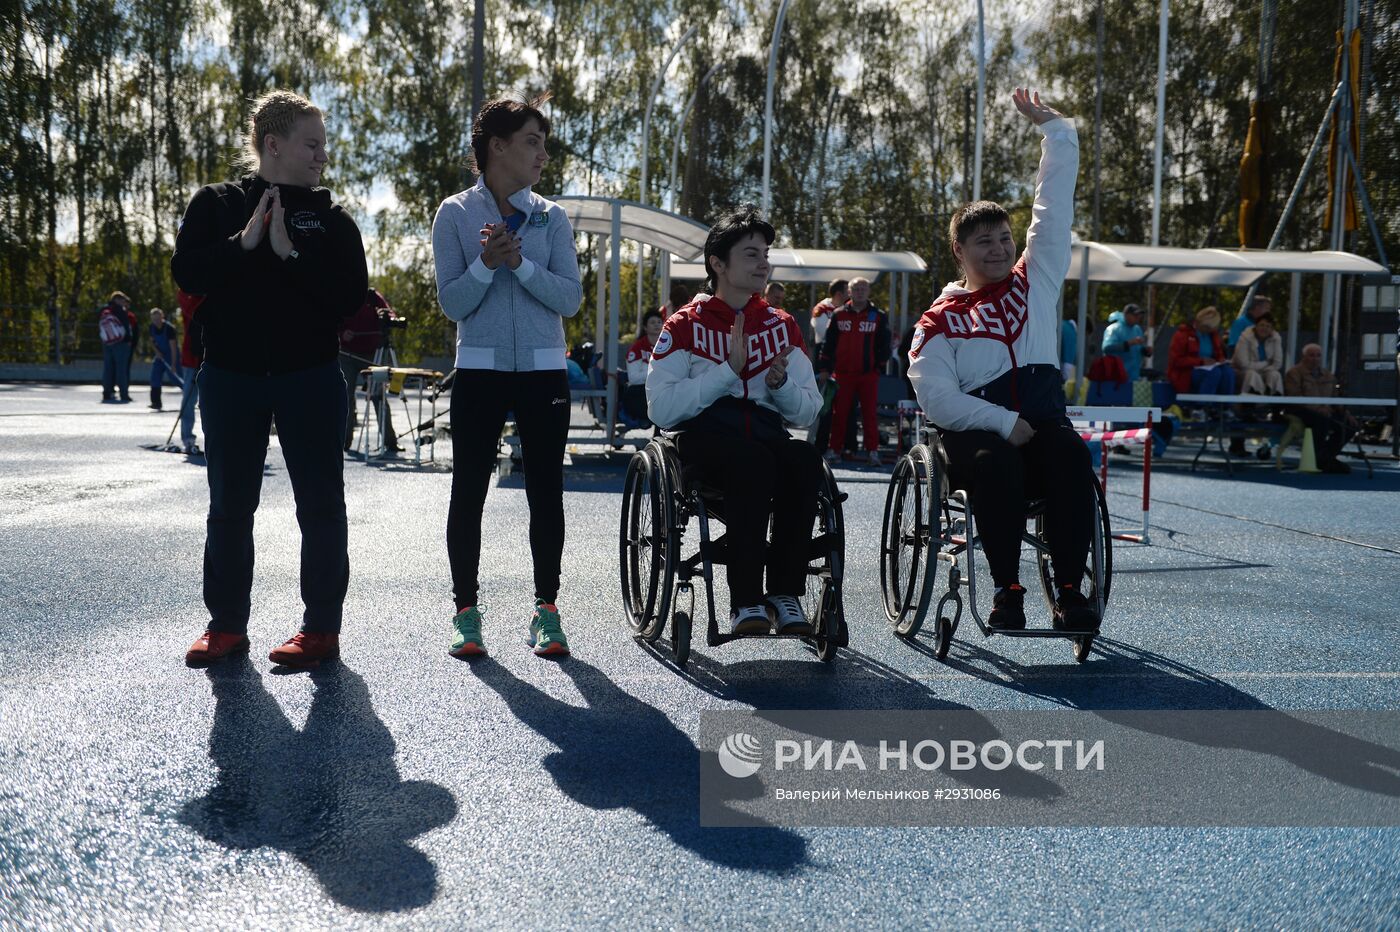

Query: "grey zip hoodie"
(432, 177), (583, 371)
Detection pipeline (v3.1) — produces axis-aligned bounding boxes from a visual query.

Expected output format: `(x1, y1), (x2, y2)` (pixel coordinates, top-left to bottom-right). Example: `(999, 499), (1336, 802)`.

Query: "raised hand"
(1012, 87), (1064, 126)
(239, 187), (274, 251)
(766, 346), (794, 388)
(268, 187), (294, 260)
(728, 311), (748, 376)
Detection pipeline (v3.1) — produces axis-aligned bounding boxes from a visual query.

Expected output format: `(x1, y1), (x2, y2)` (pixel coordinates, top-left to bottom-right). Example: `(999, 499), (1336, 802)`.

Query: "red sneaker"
(185, 631), (250, 666)
(268, 632), (340, 668)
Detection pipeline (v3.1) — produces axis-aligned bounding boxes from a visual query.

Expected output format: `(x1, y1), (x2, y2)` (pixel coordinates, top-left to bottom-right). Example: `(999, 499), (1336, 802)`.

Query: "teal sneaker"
(449, 605), (487, 657)
(528, 601), (570, 656)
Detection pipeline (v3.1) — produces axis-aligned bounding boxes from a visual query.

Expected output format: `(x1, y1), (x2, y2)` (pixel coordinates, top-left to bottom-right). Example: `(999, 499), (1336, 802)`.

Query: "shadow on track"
(470, 656), (809, 874)
(941, 637), (1400, 799)
(179, 657), (457, 913)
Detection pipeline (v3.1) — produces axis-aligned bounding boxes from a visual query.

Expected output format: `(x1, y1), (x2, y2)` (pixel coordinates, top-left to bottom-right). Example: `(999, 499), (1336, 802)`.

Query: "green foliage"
(3, 0), (1395, 365)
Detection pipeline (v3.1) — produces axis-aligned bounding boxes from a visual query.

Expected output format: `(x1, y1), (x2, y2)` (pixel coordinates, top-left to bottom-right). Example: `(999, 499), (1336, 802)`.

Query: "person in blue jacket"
(1101, 303), (1151, 382)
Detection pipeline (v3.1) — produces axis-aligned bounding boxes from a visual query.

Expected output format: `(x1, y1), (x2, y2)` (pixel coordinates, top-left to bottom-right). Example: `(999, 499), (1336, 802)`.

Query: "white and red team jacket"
(811, 298), (839, 344)
(908, 118), (1080, 439)
(647, 293), (823, 432)
(625, 335), (654, 383)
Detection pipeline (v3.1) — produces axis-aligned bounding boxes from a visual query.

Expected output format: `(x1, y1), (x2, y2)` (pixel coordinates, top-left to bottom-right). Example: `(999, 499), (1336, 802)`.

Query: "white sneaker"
(867, 450), (883, 467)
(767, 594), (811, 635)
(730, 604), (771, 636)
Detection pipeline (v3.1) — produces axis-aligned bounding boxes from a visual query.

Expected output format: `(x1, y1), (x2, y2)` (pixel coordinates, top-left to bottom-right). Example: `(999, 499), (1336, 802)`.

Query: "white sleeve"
(908, 333), (1020, 439)
(812, 314), (830, 343)
(626, 354), (649, 383)
(1022, 118), (1080, 317)
(769, 348), (823, 427)
(646, 351), (740, 429)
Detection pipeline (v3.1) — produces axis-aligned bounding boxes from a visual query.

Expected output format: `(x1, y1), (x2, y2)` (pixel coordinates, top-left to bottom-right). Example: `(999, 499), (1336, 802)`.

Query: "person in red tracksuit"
(907, 88), (1097, 635)
(647, 205), (824, 636)
(817, 277), (891, 466)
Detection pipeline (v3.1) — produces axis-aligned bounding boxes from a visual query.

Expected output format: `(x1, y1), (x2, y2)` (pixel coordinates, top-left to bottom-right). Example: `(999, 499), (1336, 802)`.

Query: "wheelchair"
(619, 435), (848, 668)
(879, 423), (1112, 664)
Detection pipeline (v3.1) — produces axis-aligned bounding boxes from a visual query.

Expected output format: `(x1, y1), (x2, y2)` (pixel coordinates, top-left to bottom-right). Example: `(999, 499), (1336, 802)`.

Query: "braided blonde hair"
(235, 90), (322, 173)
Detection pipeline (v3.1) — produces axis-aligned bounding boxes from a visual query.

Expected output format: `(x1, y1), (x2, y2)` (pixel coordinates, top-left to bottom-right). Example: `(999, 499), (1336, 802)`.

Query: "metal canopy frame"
(1065, 240), (1388, 378)
(671, 247), (930, 339)
(556, 197), (711, 448)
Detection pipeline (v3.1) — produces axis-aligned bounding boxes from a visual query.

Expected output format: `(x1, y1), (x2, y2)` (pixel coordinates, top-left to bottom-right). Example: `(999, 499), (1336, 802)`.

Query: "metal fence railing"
(0, 304), (167, 364)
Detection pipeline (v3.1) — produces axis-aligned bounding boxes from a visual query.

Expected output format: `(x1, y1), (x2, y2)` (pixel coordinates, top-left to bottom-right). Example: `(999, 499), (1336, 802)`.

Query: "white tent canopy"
(1065, 240), (1389, 375)
(670, 247), (927, 284)
(1068, 241), (1387, 287)
(555, 196), (710, 261)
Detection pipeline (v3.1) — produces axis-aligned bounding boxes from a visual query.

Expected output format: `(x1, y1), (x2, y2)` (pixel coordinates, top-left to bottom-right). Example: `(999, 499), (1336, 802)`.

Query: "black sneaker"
(988, 585), (1026, 631)
(1053, 586), (1100, 632)
(1320, 460), (1351, 475)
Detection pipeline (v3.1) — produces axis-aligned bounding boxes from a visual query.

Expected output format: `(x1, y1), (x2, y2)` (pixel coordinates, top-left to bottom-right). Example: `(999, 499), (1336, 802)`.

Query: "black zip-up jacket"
(170, 175), (368, 375)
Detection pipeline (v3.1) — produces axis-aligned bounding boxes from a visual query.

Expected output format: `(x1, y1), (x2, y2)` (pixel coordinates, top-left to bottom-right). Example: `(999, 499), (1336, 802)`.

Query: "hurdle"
(1067, 405), (1161, 546)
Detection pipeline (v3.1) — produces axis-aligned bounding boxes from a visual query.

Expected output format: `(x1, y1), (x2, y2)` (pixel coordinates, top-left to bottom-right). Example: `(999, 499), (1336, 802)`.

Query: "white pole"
(1076, 248), (1090, 378)
(1287, 271), (1300, 368)
(1151, 0), (1168, 246)
(762, 0), (794, 216)
(608, 206), (622, 448)
(973, 0), (985, 201)
(639, 24), (698, 323)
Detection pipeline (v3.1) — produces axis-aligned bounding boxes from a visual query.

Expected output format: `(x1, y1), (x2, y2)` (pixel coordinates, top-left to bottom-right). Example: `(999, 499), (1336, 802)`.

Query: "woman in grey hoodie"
(432, 94), (583, 658)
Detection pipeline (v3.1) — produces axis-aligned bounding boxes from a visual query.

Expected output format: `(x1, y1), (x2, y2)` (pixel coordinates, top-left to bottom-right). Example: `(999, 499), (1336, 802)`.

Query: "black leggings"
(673, 430), (824, 609)
(939, 421), (1093, 590)
(447, 369), (570, 609)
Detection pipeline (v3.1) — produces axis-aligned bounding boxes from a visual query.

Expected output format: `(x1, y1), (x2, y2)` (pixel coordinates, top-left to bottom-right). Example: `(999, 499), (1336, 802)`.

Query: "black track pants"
(447, 369), (570, 609)
(673, 430), (824, 610)
(939, 421), (1093, 590)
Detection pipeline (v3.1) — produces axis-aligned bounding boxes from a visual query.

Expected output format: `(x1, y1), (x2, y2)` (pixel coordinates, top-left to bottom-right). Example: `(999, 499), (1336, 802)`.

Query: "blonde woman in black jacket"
(173, 90), (367, 670)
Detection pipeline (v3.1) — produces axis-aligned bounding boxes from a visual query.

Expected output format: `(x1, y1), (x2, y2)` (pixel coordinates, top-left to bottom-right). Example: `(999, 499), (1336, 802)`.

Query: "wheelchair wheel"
(619, 446), (676, 642)
(1073, 633), (1094, 663)
(934, 615), (954, 662)
(671, 610), (692, 668)
(1034, 473), (1113, 617)
(882, 444), (941, 637)
(806, 460), (845, 663)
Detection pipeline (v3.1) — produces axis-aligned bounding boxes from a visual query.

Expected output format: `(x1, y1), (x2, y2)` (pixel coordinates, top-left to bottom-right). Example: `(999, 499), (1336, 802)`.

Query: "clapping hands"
(480, 222), (522, 270)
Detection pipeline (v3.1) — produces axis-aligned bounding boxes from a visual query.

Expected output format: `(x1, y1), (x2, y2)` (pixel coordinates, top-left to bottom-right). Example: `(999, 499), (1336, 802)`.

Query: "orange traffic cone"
(1298, 428), (1321, 474)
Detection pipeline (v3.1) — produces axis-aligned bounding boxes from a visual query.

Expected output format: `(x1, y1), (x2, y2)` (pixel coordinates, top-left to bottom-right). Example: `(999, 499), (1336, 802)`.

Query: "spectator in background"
(147, 307), (182, 411)
(661, 282), (692, 317)
(626, 308), (663, 385)
(338, 287), (397, 451)
(1284, 343), (1354, 474)
(1101, 303), (1150, 382)
(763, 280), (786, 312)
(176, 289), (204, 455)
(98, 291), (134, 403)
(818, 276), (891, 466)
(1232, 312), (1284, 396)
(1227, 294), (1272, 355)
(1168, 306), (1236, 396)
(810, 278), (847, 350)
(1059, 316), (1077, 380)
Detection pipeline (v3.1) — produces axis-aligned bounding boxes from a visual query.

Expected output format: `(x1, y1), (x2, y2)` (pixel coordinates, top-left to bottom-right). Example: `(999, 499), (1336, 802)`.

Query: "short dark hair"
(1254, 313), (1276, 326)
(669, 283), (691, 307)
(1123, 303), (1142, 316)
(828, 279), (848, 297)
(641, 308), (663, 328)
(764, 281), (785, 293)
(703, 204), (775, 292)
(949, 200), (1011, 246)
(470, 93), (552, 175)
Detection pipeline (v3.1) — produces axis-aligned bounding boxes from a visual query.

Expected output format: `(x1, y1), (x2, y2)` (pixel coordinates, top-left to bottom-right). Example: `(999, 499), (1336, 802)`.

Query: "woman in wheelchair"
(645, 206), (825, 636)
(907, 88), (1097, 634)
